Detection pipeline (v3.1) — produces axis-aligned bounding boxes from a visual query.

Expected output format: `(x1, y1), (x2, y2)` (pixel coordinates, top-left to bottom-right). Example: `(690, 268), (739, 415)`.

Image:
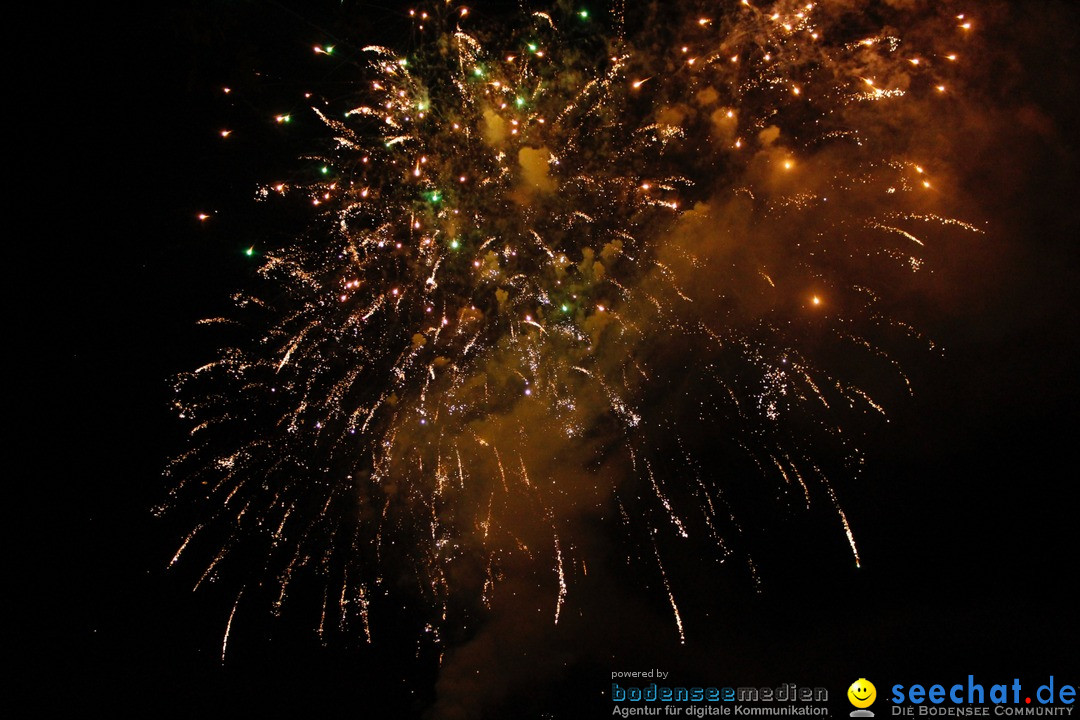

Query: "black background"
(32, 1), (1078, 716)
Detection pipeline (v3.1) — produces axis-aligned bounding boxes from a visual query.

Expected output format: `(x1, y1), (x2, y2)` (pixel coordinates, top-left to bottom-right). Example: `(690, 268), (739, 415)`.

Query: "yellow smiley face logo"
(848, 679), (877, 708)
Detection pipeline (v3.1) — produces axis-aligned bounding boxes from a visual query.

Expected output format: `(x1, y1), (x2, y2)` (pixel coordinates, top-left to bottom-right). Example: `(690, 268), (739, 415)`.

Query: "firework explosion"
(166, 0), (982, 655)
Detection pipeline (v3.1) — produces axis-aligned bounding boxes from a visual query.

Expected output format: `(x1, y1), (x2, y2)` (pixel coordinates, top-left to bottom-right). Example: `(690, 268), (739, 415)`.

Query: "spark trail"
(168, 0), (983, 648)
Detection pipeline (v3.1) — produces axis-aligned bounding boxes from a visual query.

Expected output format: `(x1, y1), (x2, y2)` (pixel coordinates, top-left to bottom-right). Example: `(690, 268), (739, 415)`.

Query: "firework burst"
(166, 0), (982, 654)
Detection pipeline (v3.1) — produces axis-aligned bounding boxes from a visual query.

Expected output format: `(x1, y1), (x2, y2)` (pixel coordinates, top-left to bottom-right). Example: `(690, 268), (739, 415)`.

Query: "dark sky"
(33, 1), (1079, 717)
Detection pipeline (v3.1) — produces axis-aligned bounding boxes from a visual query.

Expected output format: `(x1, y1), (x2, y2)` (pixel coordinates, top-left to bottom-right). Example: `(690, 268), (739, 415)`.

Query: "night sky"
(35, 1), (1078, 717)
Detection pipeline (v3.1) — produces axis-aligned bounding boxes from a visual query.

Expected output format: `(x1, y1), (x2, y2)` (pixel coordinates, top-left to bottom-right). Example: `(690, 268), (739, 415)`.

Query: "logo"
(849, 679), (878, 717)
(889, 675), (1077, 715)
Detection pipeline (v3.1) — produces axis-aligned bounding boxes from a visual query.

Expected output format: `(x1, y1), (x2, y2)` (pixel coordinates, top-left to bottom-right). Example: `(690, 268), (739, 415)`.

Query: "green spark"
(515, 96), (525, 107)
(527, 43), (538, 53)
(245, 247), (255, 257)
(450, 239), (460, 250)
(579, 9), (589, 19)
